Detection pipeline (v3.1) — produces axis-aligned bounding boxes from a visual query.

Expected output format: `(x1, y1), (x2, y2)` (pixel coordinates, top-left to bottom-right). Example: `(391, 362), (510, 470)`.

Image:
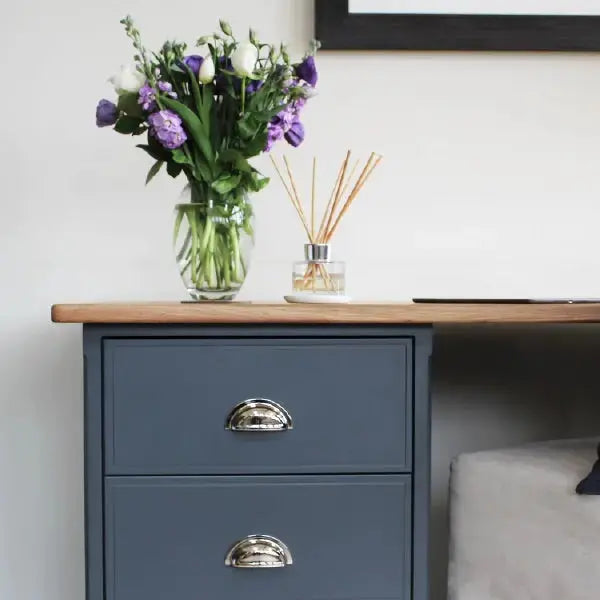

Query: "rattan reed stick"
(283, 155), (312, 240)
(311, 157), (316, 241)
(270, 155), (313, 241)
(316, 157), (347, 243)
(323, 150), (351, 241)
(325, 153), (381, 242)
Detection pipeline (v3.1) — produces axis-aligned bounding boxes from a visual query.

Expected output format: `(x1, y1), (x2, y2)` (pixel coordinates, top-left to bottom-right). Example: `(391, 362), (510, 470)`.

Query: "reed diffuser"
(270, 150), (382, 300)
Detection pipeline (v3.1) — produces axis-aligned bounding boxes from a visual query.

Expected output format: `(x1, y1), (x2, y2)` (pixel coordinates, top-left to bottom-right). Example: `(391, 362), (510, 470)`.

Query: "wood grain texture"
(51, 302), (600, 324)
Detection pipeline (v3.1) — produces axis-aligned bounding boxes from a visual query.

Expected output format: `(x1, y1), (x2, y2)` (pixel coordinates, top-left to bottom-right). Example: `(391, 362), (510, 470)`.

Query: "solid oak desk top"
(51, 302), (600, 325)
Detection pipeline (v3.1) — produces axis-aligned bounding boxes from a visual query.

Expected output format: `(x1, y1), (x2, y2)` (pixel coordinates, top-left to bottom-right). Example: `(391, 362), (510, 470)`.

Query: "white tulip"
(109, 64), (146, 94)
(198, 55), (215, 84)
(231, 42), (258, 77)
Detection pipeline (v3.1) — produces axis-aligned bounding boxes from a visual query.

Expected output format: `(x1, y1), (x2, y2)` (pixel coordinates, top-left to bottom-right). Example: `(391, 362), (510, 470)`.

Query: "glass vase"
(173, 186), (254, 301)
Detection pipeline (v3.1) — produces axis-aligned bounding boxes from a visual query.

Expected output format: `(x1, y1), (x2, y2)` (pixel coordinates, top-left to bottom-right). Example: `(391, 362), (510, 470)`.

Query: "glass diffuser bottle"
(293, 243), (345, 296)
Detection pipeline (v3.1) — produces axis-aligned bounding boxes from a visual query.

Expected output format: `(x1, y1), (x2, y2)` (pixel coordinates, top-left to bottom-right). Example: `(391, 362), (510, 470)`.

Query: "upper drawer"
(103, 338), (412, 474)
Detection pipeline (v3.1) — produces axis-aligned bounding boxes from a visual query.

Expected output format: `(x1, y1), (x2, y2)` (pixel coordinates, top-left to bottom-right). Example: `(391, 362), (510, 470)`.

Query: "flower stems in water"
(174, 204), (252, 294)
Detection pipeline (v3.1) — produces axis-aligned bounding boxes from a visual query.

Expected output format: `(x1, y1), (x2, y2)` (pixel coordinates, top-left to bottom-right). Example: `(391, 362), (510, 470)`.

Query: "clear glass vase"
(173, 185), (254, 301)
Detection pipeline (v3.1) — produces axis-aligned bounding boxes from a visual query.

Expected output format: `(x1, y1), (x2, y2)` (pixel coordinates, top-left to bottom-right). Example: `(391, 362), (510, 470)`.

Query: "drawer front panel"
(104, 338), (412, 474)
(104, 475), (412, 600)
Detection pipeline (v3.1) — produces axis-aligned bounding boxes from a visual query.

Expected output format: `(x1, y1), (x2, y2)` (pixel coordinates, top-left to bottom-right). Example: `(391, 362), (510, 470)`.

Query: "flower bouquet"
(96, 16), (318, 300)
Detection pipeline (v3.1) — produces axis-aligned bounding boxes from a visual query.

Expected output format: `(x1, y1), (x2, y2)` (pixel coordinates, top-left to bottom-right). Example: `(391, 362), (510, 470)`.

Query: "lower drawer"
(104, 475), (412, 600)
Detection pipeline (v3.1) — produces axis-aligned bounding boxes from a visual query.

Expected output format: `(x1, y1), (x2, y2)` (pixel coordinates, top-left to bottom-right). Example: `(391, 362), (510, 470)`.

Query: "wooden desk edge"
(51, 302), (600, 325)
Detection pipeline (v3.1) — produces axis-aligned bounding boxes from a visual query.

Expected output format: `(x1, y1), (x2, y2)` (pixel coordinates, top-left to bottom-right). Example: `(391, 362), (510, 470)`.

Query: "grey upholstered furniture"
(448, 438), (600, 600)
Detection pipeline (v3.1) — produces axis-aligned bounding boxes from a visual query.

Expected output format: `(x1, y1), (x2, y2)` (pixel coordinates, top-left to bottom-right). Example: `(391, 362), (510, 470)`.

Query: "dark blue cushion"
(576, 443), (600, 495)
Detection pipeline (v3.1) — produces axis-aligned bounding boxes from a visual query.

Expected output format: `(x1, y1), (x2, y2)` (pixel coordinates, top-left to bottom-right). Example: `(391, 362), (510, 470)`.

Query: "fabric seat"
(448, 438), (600, 600)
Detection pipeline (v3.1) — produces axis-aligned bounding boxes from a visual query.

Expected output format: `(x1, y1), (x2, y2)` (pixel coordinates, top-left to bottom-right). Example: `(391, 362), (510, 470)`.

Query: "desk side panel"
(83, 327), (104, 600)
(413, 329), (433, 600)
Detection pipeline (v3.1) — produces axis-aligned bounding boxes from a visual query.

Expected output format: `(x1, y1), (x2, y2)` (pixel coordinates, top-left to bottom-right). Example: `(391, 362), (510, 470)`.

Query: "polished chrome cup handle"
(225, 535), (293, 568)
(225, 399), (293, 432)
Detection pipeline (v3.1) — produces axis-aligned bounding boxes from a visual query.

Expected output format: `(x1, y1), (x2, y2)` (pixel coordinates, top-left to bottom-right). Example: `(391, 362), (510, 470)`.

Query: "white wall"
(2, 1), (600, 599)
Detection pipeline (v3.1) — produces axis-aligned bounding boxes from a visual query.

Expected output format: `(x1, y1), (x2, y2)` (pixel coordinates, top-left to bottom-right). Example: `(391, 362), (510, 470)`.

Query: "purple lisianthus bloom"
(95, 99), (118, 127)
(148, 110), (187, 150)
(182, 55), (204, 76)
(295, 55), (318, 87)
(138, 84), (157, 111)
(284, 119), (305, 147)
(246, 79), (264, 95)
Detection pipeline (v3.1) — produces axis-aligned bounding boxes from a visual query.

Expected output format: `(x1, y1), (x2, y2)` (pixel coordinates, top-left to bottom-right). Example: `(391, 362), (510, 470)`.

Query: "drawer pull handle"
(225, 535), (293, 568)
(225, 399), (293, 432)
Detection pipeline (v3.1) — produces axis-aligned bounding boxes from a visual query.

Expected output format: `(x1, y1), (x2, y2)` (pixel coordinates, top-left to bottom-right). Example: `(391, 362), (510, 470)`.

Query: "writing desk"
(51, 302), (600, 600)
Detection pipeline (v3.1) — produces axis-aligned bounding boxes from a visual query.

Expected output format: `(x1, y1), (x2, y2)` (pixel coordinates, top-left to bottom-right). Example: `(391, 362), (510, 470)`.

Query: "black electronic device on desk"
(412, 298), (600, 304)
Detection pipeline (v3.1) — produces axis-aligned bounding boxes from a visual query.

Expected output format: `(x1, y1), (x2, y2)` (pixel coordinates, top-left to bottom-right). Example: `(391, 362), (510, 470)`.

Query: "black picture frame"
(315, 0), (600, 51)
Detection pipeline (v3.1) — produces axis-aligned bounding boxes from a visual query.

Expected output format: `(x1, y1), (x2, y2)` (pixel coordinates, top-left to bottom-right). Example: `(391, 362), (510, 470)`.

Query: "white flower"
(231, 42), (258, 77)
(199, 55), (215, 84)
(109, 64), (145, 94)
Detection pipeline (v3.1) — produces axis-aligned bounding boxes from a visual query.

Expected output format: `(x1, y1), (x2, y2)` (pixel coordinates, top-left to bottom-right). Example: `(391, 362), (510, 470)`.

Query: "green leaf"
(191, 146), (213, 182)
(253, 104), (289, 122)
(171, 148), (192, 165)
(211, 173), (242, 195)
(250, 174), (270, 192)
(218, 149), (252, 173)
(182, 63), (204, 121)
(243, 130), (268, 158)
(117, 92), (144, 118)
(245, 170), (270, 192)
(136, 142), (171, 162)
(237, 118), (257, 140)
(167, 161), (183, 178)
(114, 115), (145, 135)
(160, 95), (214, 166)
(145, 160), (163, 185)
(200, 84), (214, 131)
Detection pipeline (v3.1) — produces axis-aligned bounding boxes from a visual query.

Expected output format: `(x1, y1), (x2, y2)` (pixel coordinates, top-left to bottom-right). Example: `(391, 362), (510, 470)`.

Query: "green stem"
(241, 77), (246, 114)
(188, 209), (198, 284)
(230, 225), (241, 283)
(200, 215), (213, 256)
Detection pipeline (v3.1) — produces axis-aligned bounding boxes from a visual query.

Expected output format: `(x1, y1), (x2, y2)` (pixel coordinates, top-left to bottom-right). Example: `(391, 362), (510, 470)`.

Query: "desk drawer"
(104, 475), (412, 600)
(104, 338), (412, 474)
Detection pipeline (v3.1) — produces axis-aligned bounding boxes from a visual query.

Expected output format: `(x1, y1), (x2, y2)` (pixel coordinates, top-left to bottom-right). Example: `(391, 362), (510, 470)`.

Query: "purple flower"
(182, 55), (204, 76)
(158, 81), (177, 98)
(138, 83), (157, 111)
(275, 107), (295, 130)
(148, 110), (187, 150)
(139, 81), (177, 112)
(292, 96), (307, 114)
(284, 119), (305, 147)
(295, 56), (318, 87)
(264, 123), (284, 152)
(246, 79), (264, 95)
(95, 99), (118, 127)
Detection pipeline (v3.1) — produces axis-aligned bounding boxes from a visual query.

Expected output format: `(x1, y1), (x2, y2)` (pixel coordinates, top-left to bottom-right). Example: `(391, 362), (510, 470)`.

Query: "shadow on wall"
(429, 324), (600, 600)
